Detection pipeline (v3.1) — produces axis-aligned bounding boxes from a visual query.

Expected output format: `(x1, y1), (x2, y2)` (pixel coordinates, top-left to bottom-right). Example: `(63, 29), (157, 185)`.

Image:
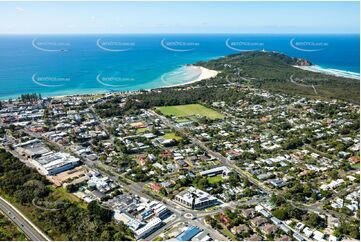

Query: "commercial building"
(114, 212), (143, 231)
(14, 139), (50, 159)
(176, 226), (202, 241)
(32, 152), (80, 176)
(134, 217), (163, 239)
(111, 198), (171, 239)
(199, 166), (231, 177)
(174, 187), (218, 210)
(153, 203), (171, 220)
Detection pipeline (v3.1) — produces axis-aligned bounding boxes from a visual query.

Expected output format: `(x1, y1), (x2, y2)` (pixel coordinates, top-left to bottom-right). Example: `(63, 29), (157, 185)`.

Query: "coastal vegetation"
(0, 213), (26, 241)
(197, 51), (360, 103)
(19, 93), (42, 103)
(94, 51), (359, 121)
(0, 149), (133, 241)
(95, 87), (243, 118)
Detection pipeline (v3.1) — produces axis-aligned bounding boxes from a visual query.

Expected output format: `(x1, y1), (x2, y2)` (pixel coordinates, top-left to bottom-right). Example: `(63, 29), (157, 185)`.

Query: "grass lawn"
(221, 227), (237, 240)
(162, 132), (183, 141)
(136, 127), (149, 134)
(156, 104), (224, 120)
(207, 175), (224, 184)
(88, 94), (105, 100)
(51, 187), (86, 208)
(175, 117), (192, 123)
(205, 205), (220, 212)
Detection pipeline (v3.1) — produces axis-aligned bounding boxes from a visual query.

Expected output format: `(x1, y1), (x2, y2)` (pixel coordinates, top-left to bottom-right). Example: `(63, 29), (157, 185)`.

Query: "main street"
(10, 99), (345, 241)
(23, 104), (268, 241)
(0, 196), (50, 241)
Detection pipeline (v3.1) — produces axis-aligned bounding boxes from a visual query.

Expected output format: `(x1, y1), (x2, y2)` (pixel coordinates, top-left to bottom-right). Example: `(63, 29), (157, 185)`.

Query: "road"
(147, 108), (361, 238)
(289, 74), (318, 95)
(0, 196), (50, 241)
(149, 109), (357, 220)
(2, 98), (354, 241)
(12, 102), (337, 241)
(16, 101), (350, 240)
(149, 109), (272, 195)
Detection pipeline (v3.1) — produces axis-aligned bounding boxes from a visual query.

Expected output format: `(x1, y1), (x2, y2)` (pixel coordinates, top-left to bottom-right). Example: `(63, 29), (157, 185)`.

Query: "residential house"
(260, 223), (278, 235)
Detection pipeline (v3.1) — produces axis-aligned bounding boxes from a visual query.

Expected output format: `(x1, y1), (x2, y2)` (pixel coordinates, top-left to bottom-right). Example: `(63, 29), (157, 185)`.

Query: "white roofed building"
(174, 187), (219, 210)
(32, 152), (80, 176)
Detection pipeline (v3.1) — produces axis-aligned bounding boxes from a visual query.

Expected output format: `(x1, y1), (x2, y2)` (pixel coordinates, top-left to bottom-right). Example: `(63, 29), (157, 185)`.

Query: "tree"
(229, 172), (241, 186)
(0, 149), (134, 240)
(66, 183), (81, 193)
(205, 215), (218, 228)
(272, 207), (289, 220)
(193, 176), (209, 190)
(88, 201), (114, 222)
(334, 219), (360, 240)
(270, 193), (285, 206)
(24, 180), (49, 198)
(100, 230), (111, 240)
(305, 212), (326, 229)
(283, 137), (303, 150)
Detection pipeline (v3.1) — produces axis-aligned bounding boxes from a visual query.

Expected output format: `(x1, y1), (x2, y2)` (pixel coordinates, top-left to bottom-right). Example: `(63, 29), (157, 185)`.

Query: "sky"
(0, 1), (359, 34)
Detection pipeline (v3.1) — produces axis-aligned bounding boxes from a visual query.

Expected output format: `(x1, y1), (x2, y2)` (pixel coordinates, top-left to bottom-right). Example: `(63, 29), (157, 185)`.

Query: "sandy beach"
(293, 65), (360, 80)
(54, 66), (219, 99)
(165, 65), (219, 88)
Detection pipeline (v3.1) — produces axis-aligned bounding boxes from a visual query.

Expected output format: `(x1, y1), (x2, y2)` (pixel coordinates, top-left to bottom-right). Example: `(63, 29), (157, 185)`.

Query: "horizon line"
(0, 32), (359, 35)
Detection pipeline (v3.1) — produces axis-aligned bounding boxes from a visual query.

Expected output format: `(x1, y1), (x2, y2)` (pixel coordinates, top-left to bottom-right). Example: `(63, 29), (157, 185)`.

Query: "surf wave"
(160, 66), (202, 86)
(295, 65), (360, 80)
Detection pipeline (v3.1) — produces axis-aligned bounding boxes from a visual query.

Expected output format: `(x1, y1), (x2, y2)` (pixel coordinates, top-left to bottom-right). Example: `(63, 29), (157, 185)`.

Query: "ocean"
(0, 34), (359, 100)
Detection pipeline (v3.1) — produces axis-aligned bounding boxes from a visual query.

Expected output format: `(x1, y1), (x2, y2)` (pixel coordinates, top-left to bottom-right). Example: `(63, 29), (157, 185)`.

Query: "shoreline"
(293, 65), (360, 80)
(0, 65), (219, 101)
(0, 64), (358, 102)
(163, 65), (219, 88)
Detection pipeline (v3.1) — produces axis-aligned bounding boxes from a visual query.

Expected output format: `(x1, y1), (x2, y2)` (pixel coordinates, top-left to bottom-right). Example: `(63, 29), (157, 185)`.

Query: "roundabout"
(184, 213), (194, 220)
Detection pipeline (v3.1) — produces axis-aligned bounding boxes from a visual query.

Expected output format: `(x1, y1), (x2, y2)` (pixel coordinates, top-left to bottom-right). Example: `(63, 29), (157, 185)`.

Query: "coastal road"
(0, 196), (50, 241)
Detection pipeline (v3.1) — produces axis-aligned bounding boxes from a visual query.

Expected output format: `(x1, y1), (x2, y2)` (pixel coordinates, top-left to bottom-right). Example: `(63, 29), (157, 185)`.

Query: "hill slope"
(196, 51), (359, 103)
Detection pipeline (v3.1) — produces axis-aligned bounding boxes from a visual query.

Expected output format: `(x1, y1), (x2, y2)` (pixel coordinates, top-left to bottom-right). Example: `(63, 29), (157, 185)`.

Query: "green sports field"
(156, 104), (224, 120)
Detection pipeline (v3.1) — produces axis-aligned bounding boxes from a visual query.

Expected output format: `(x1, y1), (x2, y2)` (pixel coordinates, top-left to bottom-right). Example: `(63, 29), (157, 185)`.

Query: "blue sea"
(0, 34), (359, 100)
